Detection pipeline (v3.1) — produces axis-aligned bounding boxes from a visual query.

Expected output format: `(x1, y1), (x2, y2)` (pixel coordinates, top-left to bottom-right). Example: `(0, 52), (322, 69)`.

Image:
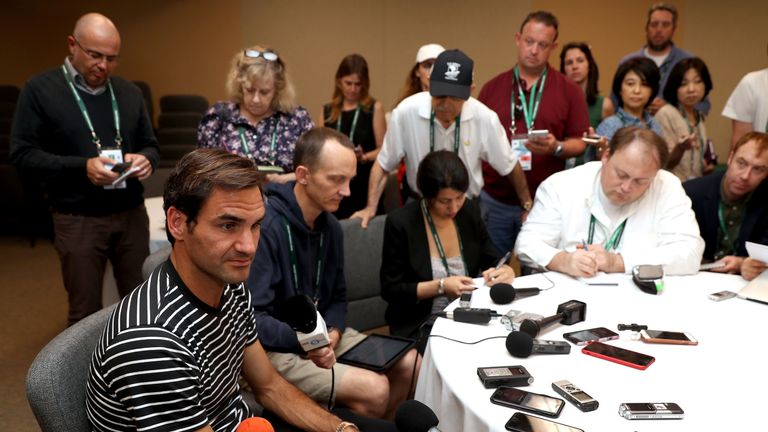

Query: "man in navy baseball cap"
(429, 49), (474, 100)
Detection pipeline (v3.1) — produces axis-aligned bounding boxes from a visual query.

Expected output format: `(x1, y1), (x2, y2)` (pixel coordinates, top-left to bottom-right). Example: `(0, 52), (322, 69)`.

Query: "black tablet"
(337, 334), (415, 372)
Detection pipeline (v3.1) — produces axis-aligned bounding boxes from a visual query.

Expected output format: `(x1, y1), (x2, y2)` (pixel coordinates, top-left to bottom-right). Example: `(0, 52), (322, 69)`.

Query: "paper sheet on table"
(746, 241), (768, 263)
(577, 272), (626, 286)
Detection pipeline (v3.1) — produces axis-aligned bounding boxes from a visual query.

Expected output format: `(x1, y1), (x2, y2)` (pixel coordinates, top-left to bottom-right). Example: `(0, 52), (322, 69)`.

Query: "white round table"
(414, 271), (763, 431)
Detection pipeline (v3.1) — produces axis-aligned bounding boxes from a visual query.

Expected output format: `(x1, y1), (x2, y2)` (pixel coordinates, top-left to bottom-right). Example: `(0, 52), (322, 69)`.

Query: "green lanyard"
(238, 120), (278, 165)
(680, 108), (705, 167)
(282, 218), (325, 302)
(716, 202), (738, 255)
(421, 199), (467, 276)
(336, 106), (360, 142)
(61, 64), (122, 149)
(510, 66), (548, 135)
(588, 215), (627, 252)
(429, 111), (461, 153)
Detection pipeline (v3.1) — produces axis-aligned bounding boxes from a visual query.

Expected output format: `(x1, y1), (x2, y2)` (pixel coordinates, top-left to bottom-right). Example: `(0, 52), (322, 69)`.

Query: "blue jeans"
(479, 190), (522, 256)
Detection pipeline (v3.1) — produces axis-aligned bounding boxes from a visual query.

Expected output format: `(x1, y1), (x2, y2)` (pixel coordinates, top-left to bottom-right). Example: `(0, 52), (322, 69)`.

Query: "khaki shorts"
(267, 327), (367, 404)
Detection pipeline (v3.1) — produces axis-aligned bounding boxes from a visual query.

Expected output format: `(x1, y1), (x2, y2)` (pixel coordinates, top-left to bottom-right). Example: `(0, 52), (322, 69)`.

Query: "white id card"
(511, 137), (532, 171)
(99, 148), (126, 190)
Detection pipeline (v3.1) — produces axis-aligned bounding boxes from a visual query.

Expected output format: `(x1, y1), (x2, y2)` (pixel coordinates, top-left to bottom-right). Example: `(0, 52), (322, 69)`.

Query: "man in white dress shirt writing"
(515, 126), (704, 277)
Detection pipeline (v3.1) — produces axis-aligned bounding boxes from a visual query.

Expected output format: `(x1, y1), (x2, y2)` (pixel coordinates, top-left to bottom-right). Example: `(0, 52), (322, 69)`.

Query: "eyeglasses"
(73, 37), (119, 63)
(244, 49), (279, 61)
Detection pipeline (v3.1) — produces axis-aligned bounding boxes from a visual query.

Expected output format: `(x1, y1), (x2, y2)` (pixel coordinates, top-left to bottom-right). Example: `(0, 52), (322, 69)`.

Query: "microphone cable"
(427, 334), (508, 345)
(328, 365), (335, 410)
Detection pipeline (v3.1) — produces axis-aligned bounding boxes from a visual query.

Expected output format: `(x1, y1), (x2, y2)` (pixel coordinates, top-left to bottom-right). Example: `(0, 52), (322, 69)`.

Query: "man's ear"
(66, 35), (76, 57)
(166, 206), (188, 242)
(295, 164), (310, 185)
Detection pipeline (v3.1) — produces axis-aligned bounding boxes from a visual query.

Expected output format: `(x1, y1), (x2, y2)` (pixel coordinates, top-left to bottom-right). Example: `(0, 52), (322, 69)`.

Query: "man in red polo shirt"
(478, 10), (590, 257)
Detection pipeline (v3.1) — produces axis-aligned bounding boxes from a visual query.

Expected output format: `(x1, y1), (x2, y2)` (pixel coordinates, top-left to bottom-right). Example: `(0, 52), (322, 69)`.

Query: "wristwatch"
(553, 141), (564, 157)
(522, 201), (533, 212)
(437, 278), (445, 296)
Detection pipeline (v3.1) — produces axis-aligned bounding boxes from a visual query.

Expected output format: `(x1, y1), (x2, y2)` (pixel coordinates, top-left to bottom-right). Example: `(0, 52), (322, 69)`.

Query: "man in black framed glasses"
(10, 13), (159, 325)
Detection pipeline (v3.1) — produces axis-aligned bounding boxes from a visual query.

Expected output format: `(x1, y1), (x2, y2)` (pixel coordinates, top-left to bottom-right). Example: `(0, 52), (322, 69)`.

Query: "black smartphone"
(490, 386), (565, 418)
(505, 412), (584, 432)
(562, 327), (619, 346)
(582, 342), (655, 370)
(110, 162), (131, 173)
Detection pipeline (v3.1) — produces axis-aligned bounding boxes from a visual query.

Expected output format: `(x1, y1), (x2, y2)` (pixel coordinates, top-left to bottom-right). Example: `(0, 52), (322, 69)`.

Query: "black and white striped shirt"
(86, 260), (258, 432)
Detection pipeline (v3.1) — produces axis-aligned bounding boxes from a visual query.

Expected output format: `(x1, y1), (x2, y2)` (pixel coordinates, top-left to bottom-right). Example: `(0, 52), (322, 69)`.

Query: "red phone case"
(581, 342), (655, 370)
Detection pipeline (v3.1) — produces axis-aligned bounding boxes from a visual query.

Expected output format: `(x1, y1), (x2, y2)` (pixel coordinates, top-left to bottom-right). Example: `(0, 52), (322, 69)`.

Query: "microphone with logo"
(236, 417), (275, 432)
(277, 294), (330, 352)
(395, 400), (442, 432)
(489, 283), (541, 305)
(518, 299), (586, 338)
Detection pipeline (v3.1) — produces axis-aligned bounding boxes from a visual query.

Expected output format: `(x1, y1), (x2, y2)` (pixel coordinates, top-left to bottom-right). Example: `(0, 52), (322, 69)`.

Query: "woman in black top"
(381, 151), (516, 350)
(323, 54), (385, 219)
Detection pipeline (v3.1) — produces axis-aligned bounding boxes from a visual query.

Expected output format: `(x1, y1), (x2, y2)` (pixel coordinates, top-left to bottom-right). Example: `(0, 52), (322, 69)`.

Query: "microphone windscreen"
(277, 294), (317, 333)
(489, 283), (516, 304)
(506, 331), (534, 358)
(395, 400), (439, 432)
(236, 417), (275, 432)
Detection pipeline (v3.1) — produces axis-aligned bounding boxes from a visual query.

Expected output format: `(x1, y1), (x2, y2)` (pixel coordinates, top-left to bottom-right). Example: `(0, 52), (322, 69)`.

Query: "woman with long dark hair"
(323, 54), (386, 219)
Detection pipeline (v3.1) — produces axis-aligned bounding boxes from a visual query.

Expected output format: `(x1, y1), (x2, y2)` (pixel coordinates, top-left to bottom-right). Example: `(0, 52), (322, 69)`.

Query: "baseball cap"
(416, 43), (445, 63)
(429, 49), (473, 101)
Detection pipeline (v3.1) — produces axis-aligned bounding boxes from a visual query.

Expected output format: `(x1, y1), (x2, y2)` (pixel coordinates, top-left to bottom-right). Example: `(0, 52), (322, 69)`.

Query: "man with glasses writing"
(11, 13), (158, 325)
(477, 10), (589, 257)
(515, 127), (704, 277)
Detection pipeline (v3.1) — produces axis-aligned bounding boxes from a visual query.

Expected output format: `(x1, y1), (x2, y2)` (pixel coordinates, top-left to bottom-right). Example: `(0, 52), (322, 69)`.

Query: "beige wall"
(2, 0), (766, 158)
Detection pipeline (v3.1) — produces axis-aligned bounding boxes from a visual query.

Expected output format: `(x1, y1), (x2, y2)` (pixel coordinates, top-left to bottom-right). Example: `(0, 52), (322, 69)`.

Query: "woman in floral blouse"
(198, 45), (313, 184)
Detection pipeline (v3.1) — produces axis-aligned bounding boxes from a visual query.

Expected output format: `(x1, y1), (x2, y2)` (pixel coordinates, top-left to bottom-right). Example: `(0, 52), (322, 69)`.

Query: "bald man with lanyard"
(11, 13), (158, 325)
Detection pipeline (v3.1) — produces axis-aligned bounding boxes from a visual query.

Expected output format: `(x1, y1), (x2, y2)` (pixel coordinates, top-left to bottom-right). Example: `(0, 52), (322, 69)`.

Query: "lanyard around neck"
(61, 64), (121, 150)
(511, 66), (548, 135)
(717, 202), (739, 254)
(238, 118), (278, 165)
(282, 218), (325, 303)
(429, 111), (461, 153)
(588, 215), (627, 252)
(421, 199), (467, 276)
(336, 105), (361, 142)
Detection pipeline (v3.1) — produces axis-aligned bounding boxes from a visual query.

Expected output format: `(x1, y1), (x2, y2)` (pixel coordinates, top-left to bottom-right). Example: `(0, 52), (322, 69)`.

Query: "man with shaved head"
(11, 13), (159, 325)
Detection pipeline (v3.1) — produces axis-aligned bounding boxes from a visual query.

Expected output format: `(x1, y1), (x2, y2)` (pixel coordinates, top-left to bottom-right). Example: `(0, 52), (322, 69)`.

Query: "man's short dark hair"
(164, 148), (262, 245)
(293, 127), (354, 171)
(611, 57), (660, 109)
(417, 150), (469, 199)
(663, 57), (713, 107)
(608, 126), (669, 169)
(520, 11), (559, 41)
(646, 3), (678, 27)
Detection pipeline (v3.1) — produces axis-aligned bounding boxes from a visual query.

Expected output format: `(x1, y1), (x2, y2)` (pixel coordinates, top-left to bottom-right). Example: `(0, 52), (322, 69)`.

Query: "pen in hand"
(491, 251), (512, 280)
(581, 239), (589, 252)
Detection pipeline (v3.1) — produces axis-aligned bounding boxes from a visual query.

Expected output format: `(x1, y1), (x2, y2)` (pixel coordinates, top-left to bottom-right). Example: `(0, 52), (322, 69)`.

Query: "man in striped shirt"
(86, 149), (367, 431)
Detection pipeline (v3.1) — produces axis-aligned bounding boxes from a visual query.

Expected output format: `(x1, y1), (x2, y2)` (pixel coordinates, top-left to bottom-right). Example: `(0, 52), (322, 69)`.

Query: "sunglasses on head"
(244, 49), (278, 62)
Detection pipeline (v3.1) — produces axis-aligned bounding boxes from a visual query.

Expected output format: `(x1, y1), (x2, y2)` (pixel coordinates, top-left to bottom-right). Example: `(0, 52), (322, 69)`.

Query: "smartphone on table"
(582, 341), (655, 370)
(562, 327), (618, 346)
(505, 412), (584, 432)
(640, 330), (697, 345)
(490, 386), (565, 418)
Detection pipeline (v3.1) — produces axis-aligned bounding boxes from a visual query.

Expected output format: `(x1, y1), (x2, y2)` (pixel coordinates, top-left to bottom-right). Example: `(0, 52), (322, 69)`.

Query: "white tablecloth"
(414, 271), (763, 431)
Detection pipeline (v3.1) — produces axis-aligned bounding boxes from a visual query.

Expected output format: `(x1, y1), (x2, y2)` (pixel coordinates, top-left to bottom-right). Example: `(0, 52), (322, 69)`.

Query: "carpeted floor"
(0, 235), (68, 431)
